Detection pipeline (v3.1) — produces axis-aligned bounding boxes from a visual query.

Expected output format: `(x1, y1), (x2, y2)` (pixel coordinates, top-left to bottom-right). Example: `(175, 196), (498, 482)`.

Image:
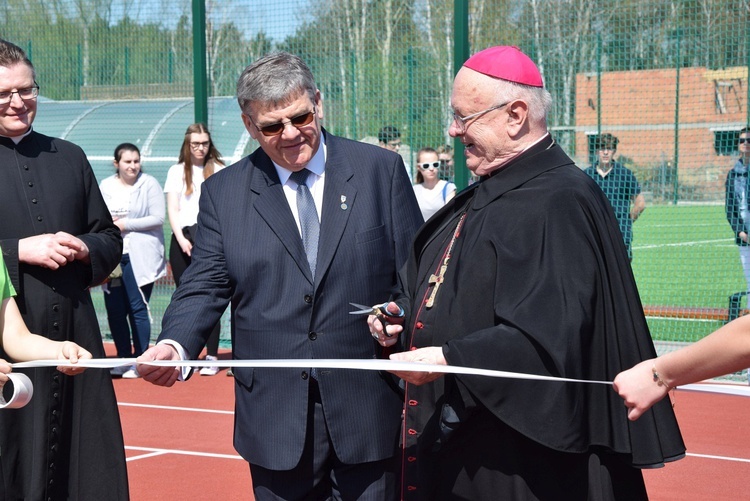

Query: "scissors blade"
(349, 302), (378, 315)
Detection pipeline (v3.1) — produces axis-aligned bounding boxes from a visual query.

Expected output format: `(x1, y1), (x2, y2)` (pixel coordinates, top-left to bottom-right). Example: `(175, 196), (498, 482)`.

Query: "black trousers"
(250, 379), (399, 500)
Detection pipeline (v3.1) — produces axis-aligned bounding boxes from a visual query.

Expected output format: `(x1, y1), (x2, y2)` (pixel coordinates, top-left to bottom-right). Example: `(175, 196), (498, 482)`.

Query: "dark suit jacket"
(159, 130), (424, 470)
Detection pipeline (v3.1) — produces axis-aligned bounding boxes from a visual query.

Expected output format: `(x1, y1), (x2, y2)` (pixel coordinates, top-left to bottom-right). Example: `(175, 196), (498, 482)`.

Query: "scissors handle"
(374, 303), (405, 336)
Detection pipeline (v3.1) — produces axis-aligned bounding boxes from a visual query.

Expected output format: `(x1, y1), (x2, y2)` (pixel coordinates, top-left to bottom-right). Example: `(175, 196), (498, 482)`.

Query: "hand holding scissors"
(349, 302), (404, 346)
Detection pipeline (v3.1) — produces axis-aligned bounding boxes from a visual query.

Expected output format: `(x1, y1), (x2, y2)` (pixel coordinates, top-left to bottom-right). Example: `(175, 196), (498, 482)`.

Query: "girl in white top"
(163, 123), (225, 375)
(412, 147), (456, 221)
(100, 143), (166, 378)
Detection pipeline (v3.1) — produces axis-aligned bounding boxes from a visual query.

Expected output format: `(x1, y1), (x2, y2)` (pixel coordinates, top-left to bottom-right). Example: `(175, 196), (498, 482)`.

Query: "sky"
(110, 0), (309, 44)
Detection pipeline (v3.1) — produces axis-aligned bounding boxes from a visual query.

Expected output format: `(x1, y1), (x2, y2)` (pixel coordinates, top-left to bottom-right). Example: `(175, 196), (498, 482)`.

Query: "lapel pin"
(340, 195), (348, 210)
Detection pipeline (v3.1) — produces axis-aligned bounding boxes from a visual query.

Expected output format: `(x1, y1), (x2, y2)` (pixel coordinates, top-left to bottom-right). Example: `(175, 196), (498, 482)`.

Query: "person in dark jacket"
(725, 127), (750, 292)
(370, 45), (685, 501)
(138, 52), (423, 499)
(0, 38), (128, 500)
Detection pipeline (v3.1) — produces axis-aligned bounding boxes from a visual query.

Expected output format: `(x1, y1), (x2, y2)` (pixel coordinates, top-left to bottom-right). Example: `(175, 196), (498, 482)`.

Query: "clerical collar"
(483, 132), (553, 180)
(0, 126), (33, 144)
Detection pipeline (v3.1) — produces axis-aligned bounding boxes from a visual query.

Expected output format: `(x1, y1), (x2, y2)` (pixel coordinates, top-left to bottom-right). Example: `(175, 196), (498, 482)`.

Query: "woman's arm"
(614, 315), (750, 420)
(167, 191), (192, 256)
(1, 297), (91, 371)
(123, 177), (166, 232)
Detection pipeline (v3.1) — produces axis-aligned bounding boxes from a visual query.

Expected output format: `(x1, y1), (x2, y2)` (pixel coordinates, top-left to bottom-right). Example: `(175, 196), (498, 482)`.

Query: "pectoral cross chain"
(424, 212), (467, 309)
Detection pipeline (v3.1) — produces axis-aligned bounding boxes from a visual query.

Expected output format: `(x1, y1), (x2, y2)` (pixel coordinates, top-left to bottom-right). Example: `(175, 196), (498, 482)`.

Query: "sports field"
(632, 203), (742, 340)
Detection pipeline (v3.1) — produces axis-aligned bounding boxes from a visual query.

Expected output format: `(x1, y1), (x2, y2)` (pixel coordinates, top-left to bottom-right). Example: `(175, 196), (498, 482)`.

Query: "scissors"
(349, 302), (402, 336)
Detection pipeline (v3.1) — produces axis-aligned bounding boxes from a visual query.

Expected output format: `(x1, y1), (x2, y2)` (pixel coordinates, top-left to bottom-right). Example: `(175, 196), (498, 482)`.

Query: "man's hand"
(366, 301), (403, 347)
(137, 344), (182, 387)
(18, 232), (90, 268)
(388, 346), (446, 385)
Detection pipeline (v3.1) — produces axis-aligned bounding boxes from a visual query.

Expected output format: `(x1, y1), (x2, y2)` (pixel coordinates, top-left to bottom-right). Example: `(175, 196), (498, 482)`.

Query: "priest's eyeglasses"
(452, 101), (510, 134)
(0, 85), (40, 105)
(253, 109), (316, 137)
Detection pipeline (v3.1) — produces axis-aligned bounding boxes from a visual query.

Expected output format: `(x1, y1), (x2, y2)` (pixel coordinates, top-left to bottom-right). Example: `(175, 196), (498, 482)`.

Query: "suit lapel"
(248, 153), (313, 282)
(316, 136), (356, 287)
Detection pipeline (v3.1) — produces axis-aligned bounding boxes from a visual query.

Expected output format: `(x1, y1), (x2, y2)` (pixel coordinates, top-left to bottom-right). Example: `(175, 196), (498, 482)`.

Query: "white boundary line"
(117, 402), (233, 415)
(686, 453), (750, 464)
(125, 445), (243, 461)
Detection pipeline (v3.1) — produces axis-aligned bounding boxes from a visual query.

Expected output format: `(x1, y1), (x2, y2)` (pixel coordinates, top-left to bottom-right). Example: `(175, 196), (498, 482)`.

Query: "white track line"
(125, 445), (243, 461)
(686, 453), (750, 464)
(118, 402), (233, 414)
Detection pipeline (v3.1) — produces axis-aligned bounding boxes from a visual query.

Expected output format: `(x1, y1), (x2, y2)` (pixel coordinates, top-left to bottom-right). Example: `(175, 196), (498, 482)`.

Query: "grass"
(632, 203), (743, 343)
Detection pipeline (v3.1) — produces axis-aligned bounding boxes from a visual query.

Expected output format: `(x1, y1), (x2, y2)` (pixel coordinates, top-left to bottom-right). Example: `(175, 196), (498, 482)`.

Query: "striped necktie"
(290, 169), (320, 278)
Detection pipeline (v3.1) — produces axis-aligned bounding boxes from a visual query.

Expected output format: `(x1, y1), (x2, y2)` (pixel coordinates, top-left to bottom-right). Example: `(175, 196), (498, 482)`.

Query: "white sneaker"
(121, 365), (141, 379)
(110, 365), (130, 377)
(199, 355), (219, 376)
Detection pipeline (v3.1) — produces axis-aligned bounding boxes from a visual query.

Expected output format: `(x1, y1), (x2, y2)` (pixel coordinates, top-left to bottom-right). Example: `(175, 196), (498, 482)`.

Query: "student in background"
(413, 147), (456, 221)
(164, 124), (224, 376)
(584, 133), (645, 261)
(100, 143), (166, 378)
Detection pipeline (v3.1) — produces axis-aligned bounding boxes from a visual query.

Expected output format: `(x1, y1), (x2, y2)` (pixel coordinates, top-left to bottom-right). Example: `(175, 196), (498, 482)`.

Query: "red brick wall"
(574, 67), (748, 195)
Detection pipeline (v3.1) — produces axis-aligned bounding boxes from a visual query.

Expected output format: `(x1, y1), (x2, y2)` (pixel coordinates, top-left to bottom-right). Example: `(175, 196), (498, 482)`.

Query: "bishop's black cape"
(395, 137), (685, 500)
(0, 132), (128, 500)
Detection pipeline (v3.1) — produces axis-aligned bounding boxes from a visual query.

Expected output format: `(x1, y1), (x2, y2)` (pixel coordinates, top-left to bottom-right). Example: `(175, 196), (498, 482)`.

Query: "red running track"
(111, 346), (750, 500)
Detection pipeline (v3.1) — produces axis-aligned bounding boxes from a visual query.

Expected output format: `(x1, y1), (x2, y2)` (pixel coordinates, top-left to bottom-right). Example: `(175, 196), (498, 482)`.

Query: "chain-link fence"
(3, 0), (749, 378)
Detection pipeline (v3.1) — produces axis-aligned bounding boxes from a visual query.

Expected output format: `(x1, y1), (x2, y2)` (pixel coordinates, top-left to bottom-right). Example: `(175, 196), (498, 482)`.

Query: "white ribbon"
(0, 372), (34, 409)
(11, 358), (612, 385)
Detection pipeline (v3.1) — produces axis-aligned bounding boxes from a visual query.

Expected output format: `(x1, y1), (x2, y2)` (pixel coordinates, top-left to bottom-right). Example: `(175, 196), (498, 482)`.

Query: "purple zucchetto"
(463, 46), (544, 88)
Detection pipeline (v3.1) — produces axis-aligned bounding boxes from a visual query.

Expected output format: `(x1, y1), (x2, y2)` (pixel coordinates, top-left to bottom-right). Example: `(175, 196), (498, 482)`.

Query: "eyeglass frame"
(251, 108), (317, 137)
(190, 141), (211, 150)
(419, 161), (441, 170)
(0, 84), (40, 105)
(452, 101), (510, 133)
(739, 137), (750, 145)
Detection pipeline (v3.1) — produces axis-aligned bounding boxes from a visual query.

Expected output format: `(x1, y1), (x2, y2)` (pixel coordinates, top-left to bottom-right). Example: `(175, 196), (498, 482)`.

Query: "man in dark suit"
(138, 52), (423, 499)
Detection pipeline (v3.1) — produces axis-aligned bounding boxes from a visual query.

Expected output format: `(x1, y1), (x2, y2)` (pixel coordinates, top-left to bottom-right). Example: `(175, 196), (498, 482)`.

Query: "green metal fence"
(3, 0), (749, 378)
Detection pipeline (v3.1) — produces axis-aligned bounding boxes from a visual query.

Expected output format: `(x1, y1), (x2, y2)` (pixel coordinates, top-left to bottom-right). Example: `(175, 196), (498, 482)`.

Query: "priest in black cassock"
(370, 46), (686, 500)
(0, 39), (128, 500)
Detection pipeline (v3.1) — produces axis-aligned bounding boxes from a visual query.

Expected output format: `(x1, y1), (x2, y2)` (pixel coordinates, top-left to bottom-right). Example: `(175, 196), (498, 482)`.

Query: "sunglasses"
(740, 138), (750, 144)
(419, 162), (440, 170)
(253, 109), (316, 137)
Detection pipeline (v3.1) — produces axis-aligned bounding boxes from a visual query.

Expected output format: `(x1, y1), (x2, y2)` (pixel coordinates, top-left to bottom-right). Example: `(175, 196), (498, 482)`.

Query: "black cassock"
(0, 132), (128, 500)
(395, 137), (685, 500)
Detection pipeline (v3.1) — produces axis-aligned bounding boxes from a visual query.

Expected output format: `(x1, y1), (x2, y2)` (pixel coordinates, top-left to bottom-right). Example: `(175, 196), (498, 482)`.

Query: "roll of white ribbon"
(0, 372), (34, 409)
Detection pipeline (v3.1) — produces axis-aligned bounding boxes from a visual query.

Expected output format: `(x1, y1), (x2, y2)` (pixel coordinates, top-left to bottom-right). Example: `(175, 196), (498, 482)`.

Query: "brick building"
(575, 66), (748, 199)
